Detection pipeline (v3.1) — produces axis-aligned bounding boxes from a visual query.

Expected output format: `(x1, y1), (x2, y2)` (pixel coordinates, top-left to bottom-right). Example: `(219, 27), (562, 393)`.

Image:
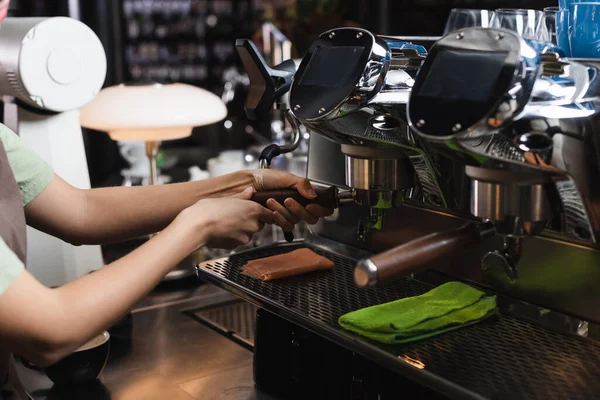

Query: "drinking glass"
(493, 8), (544, 40)
(569, 2), (600, 58)
(538, 7), (559, 44)
(443, 9), (496, 35)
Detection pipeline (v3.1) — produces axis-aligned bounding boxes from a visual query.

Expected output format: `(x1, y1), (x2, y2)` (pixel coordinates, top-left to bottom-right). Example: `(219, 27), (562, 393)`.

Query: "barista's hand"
(180, 187), (273, 249)
(250, 169), (334, 232)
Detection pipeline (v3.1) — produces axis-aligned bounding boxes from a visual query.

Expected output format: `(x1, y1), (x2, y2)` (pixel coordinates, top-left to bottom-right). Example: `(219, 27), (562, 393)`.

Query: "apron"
(0, 139), (31, 400)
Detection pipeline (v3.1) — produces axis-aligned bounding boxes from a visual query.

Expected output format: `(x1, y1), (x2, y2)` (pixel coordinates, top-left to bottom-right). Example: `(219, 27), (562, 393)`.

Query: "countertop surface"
(16, 279), (280, 400)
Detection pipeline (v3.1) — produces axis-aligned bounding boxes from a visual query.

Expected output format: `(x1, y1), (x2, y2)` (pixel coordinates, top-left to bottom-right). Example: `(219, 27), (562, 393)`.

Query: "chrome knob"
(354, 259), (378, 288)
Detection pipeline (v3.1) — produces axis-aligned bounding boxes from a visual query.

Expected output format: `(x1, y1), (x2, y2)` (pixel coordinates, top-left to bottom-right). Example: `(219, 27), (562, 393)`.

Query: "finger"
(236, 233), (252, 246)
(255, 204), (275, 225)
(232, 187), (255, 200)
(266, 198), (300, 225)
(248, 218), (265, 232)
(284, 198), (319, 224)
(306, 204), (334, 217)
(220, 240), (240, 250)
(272, 211), (294, 232)
(294, 178), (317, 199)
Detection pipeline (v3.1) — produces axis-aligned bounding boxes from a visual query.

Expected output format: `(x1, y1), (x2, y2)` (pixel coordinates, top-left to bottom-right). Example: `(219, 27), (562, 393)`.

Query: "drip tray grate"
(196, 242), (600, 400)
(186, 301), (258, 349)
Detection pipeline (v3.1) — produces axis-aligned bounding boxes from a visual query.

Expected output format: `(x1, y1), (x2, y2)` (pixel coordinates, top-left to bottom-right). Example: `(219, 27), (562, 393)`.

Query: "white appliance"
(0, 17), (106, 286)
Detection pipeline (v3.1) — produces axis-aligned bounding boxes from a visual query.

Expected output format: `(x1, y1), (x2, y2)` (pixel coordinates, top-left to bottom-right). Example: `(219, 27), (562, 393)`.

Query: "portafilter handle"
(354, 222), (491, 288)
(251, 186), (343, 209)
(252, 186), (355, 243)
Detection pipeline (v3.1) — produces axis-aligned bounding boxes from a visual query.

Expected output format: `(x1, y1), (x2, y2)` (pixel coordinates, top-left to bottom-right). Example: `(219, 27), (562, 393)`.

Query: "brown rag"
(241, 248), (334, 281)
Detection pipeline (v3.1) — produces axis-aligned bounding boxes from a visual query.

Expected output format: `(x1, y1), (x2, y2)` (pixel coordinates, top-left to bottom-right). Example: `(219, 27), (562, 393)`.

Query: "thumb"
(296, 179), (317, 199)
(232, 187), (255, 200)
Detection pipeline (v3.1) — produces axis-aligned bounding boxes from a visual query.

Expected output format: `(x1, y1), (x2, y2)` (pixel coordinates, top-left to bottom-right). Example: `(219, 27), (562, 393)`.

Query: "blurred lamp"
(80, 82), (227, 184)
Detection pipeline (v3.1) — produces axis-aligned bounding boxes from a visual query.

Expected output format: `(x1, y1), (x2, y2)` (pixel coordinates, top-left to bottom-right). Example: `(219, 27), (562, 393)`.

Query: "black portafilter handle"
(252, 186), (342, 244)
(235, 39), (296, 120)
(251, 186), (341, 209)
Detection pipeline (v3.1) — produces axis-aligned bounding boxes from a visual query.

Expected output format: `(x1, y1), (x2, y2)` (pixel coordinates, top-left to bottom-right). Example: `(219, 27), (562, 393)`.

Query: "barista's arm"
(25, 170), (331, 246)
(0, 190), (272, 366)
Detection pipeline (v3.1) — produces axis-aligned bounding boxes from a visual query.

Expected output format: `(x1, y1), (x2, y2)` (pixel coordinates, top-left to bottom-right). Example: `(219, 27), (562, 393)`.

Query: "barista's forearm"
(0, 214), (202, 366)
(54, 215), (200, 351)
(79, 170), (254, 244)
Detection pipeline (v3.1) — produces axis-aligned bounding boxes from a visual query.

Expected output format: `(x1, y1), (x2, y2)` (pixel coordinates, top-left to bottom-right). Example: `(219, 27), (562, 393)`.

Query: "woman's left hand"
(249, 169), (334, 232)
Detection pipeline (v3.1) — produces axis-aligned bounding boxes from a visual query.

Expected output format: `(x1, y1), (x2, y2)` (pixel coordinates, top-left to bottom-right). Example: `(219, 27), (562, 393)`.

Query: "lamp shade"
(79, 82), (227, 141)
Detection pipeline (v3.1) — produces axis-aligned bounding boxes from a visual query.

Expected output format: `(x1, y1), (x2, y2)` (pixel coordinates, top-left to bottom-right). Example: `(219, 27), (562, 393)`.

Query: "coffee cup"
(44, 331), (111, 384)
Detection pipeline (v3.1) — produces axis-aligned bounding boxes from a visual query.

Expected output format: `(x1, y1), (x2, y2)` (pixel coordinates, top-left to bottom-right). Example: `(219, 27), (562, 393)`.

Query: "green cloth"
(338, 282), (497, 344)
(0, 124), (54, 295)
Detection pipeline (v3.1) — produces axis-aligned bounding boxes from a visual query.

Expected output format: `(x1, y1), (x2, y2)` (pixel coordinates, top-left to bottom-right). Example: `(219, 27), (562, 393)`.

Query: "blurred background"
(9, 0), (554, 189)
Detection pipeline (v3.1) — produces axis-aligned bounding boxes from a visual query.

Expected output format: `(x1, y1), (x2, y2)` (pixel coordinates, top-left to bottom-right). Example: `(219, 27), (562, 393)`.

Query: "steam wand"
(258, 110), (301, 169)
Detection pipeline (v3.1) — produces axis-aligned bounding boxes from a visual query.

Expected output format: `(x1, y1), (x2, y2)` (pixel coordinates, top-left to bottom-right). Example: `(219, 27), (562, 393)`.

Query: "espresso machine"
(197, 26), (600, 399)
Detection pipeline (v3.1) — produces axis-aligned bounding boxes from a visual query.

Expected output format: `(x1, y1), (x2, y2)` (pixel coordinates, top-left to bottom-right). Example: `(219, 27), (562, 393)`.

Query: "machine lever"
(235, 39), (296, 120)
(354, 222), (493, 288)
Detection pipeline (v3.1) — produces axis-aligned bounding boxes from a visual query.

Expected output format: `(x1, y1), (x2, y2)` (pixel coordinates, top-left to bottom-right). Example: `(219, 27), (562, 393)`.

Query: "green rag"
(338, 282), (497, 345)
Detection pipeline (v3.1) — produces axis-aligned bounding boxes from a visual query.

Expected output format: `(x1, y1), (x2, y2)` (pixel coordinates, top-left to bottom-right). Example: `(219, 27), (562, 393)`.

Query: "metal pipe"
(261, 22), (292, 66)
(279, 110), (301, 154)
(68, 0), (81, 20)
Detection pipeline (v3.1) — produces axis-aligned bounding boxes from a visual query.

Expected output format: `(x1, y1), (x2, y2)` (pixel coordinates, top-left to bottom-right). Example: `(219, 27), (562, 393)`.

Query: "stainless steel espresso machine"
(197, 27), (600, 399)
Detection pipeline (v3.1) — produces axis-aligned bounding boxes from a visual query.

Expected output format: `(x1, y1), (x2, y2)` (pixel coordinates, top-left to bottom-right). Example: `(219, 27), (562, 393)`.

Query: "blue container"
(556, 9), (572, 56)
(561, 0), (593, 7)
(569, 2), (600, 58)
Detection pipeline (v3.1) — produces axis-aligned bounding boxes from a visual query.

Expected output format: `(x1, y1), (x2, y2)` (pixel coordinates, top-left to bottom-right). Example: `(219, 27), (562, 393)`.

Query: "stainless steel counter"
(16, 280), (280, 400)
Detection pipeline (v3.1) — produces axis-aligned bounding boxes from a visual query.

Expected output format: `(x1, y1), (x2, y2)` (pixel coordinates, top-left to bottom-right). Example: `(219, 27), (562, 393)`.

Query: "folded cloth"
(338, 282), (497, 345)
(241, 248), (335, 281)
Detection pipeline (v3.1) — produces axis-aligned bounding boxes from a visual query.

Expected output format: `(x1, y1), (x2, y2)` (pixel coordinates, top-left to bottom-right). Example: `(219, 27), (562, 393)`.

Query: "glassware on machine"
(493, 8), (544, 40)
(538, 7), (560, 44)
(443, 9), (496, 35)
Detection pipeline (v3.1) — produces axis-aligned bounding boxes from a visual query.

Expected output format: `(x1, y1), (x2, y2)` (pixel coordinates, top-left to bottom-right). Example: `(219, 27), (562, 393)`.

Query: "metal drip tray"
(186, 301), (258, 348)
(196, 239), (600, 400)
